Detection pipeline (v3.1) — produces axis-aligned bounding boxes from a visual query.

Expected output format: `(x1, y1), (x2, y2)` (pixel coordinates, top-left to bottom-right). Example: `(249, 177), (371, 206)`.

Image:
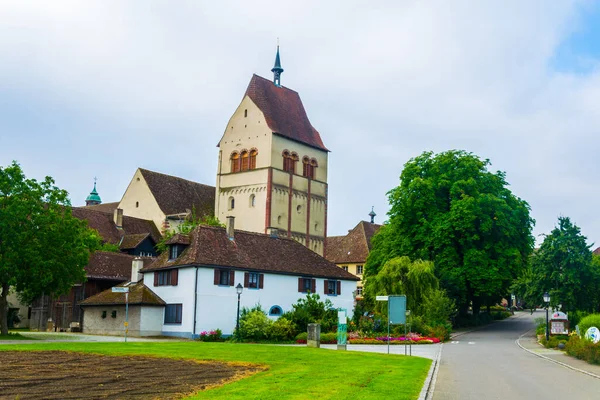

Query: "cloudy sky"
(1, 1), (599, 246)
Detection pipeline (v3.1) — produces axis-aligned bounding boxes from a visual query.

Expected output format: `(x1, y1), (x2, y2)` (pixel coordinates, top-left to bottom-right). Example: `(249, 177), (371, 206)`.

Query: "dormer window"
(169, 244), (185, 261)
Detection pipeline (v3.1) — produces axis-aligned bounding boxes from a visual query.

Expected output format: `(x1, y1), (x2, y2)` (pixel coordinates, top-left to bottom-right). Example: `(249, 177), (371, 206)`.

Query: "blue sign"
(389, 295), (406, 325)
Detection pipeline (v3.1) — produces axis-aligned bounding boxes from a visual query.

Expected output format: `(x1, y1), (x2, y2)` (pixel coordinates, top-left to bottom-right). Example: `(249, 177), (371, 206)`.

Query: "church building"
(215, 47), (329, 255)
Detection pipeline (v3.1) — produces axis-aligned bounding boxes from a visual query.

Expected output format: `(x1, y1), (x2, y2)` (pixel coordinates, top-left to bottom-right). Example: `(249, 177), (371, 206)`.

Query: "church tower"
(85, 179), (102, 206)
(215, 47), (329, 255)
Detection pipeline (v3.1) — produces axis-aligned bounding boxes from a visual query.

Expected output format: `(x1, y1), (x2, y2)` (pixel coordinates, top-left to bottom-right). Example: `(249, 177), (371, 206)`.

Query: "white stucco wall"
(83, 306), (140, 336)
(144, 266), (356, 337)
(139, 306), (164, 336)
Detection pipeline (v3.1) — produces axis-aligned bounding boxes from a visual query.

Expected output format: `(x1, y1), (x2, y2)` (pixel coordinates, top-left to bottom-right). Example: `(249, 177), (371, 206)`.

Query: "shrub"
(427, 323), (451, 341)
(566, 335), (600, 364)
(268, 317), (297, 342)
(569, 310), (589, 329)
(577, 314), (600, 337)
(421, 289), (455, 325)
(197, 329), (223, 342)
(239, 308), (272, 341)
(284, 293), (337, 333)
(294, 331), (338, 344)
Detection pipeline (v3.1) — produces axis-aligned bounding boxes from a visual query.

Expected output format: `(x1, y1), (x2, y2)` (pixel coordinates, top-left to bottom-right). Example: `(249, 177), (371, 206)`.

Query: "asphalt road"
(433, 311), (600, 400)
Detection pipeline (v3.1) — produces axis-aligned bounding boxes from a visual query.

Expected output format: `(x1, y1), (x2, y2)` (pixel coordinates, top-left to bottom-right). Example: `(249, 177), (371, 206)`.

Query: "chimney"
(226, 216), (235, 240)
(114, 208), (123, 229)
(267, 227), (278, 238)
(131, 257), (143, 283)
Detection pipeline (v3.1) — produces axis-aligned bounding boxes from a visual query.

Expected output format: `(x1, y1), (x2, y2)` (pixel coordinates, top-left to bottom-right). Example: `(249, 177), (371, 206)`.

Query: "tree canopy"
(525, 217), (600, 312)
(0, 162), (101, 334)
(365, 150), (534, 315)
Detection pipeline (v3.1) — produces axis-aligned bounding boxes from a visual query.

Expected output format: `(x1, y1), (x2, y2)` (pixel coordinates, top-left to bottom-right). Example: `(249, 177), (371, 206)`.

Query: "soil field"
(0, 350), (265, 399)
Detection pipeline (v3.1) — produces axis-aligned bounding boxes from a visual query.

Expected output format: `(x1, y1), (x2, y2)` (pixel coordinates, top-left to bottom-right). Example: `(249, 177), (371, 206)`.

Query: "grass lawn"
(0, 342), (432, 399)
(0, 332), (31, 340)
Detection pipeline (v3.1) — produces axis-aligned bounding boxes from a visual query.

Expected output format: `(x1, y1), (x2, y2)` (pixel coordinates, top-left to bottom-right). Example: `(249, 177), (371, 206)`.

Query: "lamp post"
(543, 292), (551, 341)
(235, 283), (243, 337)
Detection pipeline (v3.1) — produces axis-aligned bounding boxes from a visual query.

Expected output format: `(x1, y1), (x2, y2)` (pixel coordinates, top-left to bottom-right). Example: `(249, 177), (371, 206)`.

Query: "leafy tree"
(366, 150), (534, 315)
(364, 256), (438, 315)
(529, 217), (599, 312)
(0, 162), (101, 335)
(156, 209), (223, 253)
(283, 293), (337, 333)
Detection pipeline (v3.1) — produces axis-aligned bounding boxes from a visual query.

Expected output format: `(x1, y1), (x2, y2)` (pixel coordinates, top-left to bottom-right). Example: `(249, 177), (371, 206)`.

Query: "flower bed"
(350, 336), (440, 345)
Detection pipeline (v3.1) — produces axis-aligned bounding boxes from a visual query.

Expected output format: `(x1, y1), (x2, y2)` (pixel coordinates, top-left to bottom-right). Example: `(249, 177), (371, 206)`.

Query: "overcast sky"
(1, 1), (599, 247)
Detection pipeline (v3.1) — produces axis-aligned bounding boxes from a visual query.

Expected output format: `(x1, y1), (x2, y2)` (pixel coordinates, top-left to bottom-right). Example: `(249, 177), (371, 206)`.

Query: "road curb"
(418, 343), (443, 400)
(516, 330), (600, 380)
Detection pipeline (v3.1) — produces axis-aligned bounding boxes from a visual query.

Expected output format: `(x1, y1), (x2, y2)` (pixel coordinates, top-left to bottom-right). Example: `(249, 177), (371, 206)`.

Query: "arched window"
(241, 151), (249, 171)
(310, 159), (318, 180)
(230, 152), (240, 173)
(249, 149), (257, 170)
(249, 194), (256, 207)
(228, 196), (235, 210)
(302, 156), (310, 177)
(282, 151), (291, 172)
(290, 153), (299, 174)
(269, 305), (283, 316)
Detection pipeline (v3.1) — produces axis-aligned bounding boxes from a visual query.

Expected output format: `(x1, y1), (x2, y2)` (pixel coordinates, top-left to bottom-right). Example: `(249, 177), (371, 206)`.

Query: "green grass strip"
(0, 342), (431, 399)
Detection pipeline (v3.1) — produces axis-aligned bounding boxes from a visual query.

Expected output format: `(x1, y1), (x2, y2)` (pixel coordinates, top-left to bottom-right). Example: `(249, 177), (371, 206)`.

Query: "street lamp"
(235, 283), (243, 338)
(543, 292), (551, 341)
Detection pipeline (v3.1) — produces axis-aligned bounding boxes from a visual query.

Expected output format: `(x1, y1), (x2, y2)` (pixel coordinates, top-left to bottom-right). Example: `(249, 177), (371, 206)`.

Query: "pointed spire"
(368, 206), (376, 224)
(271, 42), (284, 87)
(85, 177), (102, 206)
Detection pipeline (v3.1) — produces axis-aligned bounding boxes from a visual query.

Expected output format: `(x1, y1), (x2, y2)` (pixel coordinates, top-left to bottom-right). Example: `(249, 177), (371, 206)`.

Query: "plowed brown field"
(0, 350), (265, 399)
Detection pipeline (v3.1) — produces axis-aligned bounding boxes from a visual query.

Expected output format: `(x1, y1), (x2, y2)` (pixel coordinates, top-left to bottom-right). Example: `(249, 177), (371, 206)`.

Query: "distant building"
(85, 179), (102, 206)
(325, 212), (382, 299)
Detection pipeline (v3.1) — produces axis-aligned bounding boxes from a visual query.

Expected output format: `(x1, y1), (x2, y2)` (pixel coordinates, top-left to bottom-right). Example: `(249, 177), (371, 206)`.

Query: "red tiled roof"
(85, 252), (136, 280)
(139, 168), (215, 217)
(72, 207), (161, 245)
(325, 221), (382, 264)
(84, 202), (120, 214)
(119, 233), (151, 250)
(142, 225), (358, 281)
(594, 247), (600, 256)
(243, 74), (328, 151)
(80, 281), (165, 306)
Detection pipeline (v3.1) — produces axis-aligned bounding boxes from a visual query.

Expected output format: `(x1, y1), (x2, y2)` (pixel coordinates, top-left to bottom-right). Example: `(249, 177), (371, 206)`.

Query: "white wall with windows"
(144, 266), (357, 337)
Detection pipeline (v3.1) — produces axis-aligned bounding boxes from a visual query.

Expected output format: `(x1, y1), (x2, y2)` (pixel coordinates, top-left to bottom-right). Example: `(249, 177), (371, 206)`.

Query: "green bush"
(283, 293), (337, 333)
(295, 331), (338, 344)
(238, 307), (272, 341)
(577, 314), (600, 337)
(427, 323), (452, 341)
(421, 289), (455, 325)
(566, 335), (600, 364)
(491, 311), (511, 320)
(268, 317), (297, 342)
(569, 310), (589, 329)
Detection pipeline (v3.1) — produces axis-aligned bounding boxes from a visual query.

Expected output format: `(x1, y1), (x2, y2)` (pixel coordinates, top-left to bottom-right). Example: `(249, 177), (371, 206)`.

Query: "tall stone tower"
(215, 47), (329, 255)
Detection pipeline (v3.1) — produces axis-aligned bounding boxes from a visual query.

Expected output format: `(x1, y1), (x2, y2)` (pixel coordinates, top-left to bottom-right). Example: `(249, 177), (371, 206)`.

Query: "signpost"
(112, 287), (129, 342)
(337, 309), (347, 350)
(377, 295), (407, 355)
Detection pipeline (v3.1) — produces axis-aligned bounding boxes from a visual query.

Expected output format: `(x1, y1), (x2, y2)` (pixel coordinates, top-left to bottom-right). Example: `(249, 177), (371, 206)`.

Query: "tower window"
(230, 152), (240, 173)
(249, 149), (257, 169)
(228, 197), (235, 210)
(244, 109), (248, 118)
(310, 159), (318, 180)
(241, 151), (249, 171)
(249, 194), (256, 207)
(136, 201), (139, 208)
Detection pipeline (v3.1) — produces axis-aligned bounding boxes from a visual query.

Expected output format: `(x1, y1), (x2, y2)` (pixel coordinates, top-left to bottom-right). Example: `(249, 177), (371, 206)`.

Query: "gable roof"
(72, 207), (161, 245)
(84, 201), (120, 214)
(139, 168), (215, 217)
(325, 221), (382, 264)
(594, 247), (600, 256)
(85, 252), (144, 281)
(243, 74), (328, 152)
(80, 281), (165, 306)
(142, 225), (358, 281)
(119, 233), (151, 251)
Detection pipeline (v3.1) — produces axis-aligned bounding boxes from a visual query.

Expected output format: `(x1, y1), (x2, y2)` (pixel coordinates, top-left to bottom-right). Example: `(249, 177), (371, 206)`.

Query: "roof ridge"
(139, 168), (215, 190)
(249, 73), (299, 95)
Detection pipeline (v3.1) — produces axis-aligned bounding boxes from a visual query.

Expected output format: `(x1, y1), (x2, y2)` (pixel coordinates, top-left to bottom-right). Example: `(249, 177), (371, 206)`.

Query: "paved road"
(433, 311), (600, 400)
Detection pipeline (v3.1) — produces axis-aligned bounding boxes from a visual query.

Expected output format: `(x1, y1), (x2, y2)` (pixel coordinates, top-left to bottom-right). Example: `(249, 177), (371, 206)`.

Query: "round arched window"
(249, 194), (256, 207)
(269, 306), (283, 316)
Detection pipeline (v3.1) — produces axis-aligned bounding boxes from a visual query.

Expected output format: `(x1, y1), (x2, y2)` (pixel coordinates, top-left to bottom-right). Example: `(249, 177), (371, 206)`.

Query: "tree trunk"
(472, 296), (481, 316)
(0, 282), (9, 336)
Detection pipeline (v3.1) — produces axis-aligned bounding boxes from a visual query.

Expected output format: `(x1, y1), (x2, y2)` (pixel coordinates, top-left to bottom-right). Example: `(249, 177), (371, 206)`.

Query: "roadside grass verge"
(0, 342), (431, 399)
(0, 332), (31, 340)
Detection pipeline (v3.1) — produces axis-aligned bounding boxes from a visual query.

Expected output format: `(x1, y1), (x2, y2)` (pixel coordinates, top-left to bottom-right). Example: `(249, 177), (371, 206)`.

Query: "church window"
(310, 159), (318, 180)
(136, 201), (139, 208)
(290, 153), (299, 174)
(241, 151), (249, 171)
(230, 152), (240, 173)
(302, 156), (310, 177)
(282, 151), (291, 172)
(249, 149), (257, 169)
(249, 194), (256, 207)
(229, 197), (235, 210)
(244, 109), (248, 117)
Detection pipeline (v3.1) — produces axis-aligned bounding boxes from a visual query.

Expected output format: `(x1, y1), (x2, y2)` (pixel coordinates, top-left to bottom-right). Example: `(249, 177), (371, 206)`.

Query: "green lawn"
(0, 332), (31, 340)
(0, 342), (431, 399)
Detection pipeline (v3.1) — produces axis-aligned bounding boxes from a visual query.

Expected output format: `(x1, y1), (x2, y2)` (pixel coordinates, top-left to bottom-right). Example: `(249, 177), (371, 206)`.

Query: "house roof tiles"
(325, 221), (382, 264)
(142, 225), (358, 281)
(85, 252), (148, 281)
(80, 281), (165, 306)
(243, 74), (328, 151)
(139, 168), (215, 217)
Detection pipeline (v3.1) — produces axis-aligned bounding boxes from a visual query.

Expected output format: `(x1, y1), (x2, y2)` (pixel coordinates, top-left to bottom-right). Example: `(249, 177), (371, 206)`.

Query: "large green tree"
(0, 162), (101, 335)
(529, 217), (600, 312)
(366, 150), (534, 315)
